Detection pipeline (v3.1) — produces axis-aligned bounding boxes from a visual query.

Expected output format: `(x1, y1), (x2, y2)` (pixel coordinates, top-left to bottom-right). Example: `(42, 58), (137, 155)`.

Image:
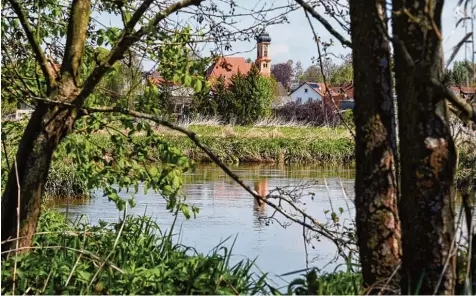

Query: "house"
(147, 72), (194, 115)
(289, 82), (338, 104)
(206, 31), (272, 84)
(460, 87), (476, 99)
(447, 86), (476, 100)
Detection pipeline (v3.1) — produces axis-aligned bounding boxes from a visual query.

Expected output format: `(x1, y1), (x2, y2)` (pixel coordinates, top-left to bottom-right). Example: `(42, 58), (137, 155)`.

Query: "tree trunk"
(349, 0), (401, 293)
(392, 0), (457, 294)
(2, 94), (78, 252)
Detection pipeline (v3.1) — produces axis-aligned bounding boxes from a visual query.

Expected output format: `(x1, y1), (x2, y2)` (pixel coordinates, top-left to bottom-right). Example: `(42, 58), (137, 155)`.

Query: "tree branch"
(61, 0), (92, 87)
(294, 0), (352, 48)
(75, 0), (203, 105)
(7, 0), (56, 92)
(428, 77), (476, 123)
(26, 95), (350, 257)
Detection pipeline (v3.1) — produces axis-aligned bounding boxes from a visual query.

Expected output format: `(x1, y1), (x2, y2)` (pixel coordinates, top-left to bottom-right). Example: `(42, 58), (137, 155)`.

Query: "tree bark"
(349, 0), (401, 293)
(1, 0), (203, 252)
(1, 102), (78, 252)
(392, 0), (457, 294)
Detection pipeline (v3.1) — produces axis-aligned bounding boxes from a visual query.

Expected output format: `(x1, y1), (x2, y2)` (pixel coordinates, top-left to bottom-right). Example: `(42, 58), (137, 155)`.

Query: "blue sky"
(223, 1), (468, 68)
(99, 1), (470, 70)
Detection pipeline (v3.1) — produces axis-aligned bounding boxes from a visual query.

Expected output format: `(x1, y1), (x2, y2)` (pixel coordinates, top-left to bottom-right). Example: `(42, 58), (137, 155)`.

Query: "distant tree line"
(191, 65), (275, 125)
(444, 60), (475, 87)
(270, 56), (353, 89)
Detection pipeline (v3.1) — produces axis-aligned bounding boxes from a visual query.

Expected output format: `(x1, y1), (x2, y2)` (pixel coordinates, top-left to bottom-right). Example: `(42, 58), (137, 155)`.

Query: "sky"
(221, 0), (469, 68)
(98, 1), (471, 70)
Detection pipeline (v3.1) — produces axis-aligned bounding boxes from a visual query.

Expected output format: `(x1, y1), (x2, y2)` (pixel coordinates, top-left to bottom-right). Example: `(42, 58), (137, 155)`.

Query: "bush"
(274, 101), (341, 126)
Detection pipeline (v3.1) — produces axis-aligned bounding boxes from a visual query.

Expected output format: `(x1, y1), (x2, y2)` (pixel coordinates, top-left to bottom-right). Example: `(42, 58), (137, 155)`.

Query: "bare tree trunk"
(392, 0), (457, 294)
(349, 0), (401, 293)
(1, 100), (78, 252)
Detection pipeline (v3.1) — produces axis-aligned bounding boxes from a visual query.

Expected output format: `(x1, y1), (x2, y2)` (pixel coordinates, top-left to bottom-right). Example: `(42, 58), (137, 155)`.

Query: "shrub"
(274, 101), (341, 126)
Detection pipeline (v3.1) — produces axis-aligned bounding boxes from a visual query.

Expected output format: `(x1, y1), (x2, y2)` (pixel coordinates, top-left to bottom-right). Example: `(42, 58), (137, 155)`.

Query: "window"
(297, 97), (302, 104)
(264, 46), (268, 57)
(304, 88), (308, 93)
(308, 98), (313, 103)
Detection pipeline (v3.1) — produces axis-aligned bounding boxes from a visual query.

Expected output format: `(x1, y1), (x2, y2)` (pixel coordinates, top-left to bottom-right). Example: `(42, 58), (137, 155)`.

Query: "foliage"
(274, 101), (341, 126)
(191, 65), (273, 125)
(1, 210), (269, 295)
(284, 269), (363, 295)
(271, 62), (293, 89)
(330, 62), (353, 86)
(450, 61), (474, 87)
(293, 61), (304, 83)
(300, 64), (323, 83)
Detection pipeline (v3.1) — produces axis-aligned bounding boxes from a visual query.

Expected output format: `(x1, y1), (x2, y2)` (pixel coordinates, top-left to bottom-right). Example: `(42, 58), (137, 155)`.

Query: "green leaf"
(193, 79), (202, 92)
(184, 75), (192, 87)
(128, 198), (136, 207)
(97, 36), (104, 46)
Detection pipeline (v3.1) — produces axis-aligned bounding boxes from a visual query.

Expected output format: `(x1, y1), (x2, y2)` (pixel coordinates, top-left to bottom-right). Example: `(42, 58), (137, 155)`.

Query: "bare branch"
(27, 95), (351, 257)
(295, 0), (352, 48)
(304, 10), (356, 139)
(7, 0), (56, 92)
(446, 32), (472, 68)
(428, 77), (476, 123)
(61, 0), (92, 87)
(75, 0), (204, 105)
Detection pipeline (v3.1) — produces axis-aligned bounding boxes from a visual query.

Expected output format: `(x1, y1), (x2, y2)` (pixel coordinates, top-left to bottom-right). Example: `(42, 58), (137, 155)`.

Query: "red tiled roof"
(147, 72), (181, 86)
(207, 57), (253, 83)
(460, 87), (476, 94)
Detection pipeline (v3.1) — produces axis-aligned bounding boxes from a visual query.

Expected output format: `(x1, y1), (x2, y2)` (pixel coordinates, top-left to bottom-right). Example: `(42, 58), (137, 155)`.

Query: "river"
(51, 163), (356, 285)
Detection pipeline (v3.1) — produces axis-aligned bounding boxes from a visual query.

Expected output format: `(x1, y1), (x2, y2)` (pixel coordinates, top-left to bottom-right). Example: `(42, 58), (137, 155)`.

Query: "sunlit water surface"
(51, 163), (356, 285)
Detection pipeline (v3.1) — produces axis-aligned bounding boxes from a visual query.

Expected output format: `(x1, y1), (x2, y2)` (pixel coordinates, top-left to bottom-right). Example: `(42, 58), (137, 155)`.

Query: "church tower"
(255, 31), (271, 76)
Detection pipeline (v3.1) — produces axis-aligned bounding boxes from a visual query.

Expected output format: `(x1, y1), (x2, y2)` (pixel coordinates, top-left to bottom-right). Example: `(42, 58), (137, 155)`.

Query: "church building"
(206, 31), (272, 83)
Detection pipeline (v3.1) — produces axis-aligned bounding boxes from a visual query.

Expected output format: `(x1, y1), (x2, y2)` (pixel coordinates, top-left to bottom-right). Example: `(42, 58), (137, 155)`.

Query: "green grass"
(1, 210), (269, 295)
(1, 210), (363, 295)
(84, 125), (355, 165)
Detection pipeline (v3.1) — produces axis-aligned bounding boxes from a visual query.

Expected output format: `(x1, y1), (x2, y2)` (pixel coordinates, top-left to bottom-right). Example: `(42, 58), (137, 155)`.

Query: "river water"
(51, 163), (356, 284)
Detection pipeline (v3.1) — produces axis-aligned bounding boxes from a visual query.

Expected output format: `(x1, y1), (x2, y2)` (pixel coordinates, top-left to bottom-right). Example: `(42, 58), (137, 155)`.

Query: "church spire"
(255, 30), (271, 76)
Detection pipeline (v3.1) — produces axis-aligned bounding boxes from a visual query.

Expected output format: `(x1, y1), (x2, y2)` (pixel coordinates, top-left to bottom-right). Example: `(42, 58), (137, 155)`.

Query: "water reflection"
(253, 179), (268, 229)
(51, 163), (356, 283)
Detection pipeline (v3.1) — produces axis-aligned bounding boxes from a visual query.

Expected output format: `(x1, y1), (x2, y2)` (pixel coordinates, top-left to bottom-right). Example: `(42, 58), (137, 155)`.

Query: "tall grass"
(82, 125), (355, 165)
(1, 210), (269, 295)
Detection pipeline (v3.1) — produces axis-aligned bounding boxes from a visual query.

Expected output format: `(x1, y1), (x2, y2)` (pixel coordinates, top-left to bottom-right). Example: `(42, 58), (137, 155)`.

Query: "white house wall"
(290, 84), (322, 104)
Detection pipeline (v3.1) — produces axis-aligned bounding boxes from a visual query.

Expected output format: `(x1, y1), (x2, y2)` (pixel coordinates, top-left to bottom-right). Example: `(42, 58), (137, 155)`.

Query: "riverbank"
(102, 125), (355, 165)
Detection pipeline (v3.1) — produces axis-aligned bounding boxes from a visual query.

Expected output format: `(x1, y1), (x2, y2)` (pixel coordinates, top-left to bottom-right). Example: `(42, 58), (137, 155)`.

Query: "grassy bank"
(94, 125), (355, 165)
(1, 210), (362, 295)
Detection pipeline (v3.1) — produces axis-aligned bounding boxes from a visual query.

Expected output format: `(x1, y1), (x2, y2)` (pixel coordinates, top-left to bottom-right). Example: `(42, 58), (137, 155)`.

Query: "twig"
(2, 139), (11, 170)
(303, 10), (356, 139)
(377, 264), (401, 296)
(294, 0), (352, 48)
(40, 270), (53, 294)
(1, 245), (125, 274)
(433, 205), (464, 294)
(27, 95), (351, 258)
(12, 159), (20, 296)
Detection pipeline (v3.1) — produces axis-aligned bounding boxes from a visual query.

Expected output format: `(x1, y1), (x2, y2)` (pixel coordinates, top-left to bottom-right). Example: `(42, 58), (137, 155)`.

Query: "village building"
(205, 31), (272, 83)
(147, 31), (273, 116)
(289, 81), (354, 110)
